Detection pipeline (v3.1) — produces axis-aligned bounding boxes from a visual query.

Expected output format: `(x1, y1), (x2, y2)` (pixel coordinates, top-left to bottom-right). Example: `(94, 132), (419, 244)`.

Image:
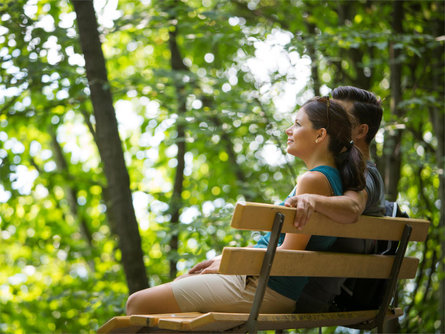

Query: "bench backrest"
(230, 202), (429, 241)
(219, 202), (430, 280)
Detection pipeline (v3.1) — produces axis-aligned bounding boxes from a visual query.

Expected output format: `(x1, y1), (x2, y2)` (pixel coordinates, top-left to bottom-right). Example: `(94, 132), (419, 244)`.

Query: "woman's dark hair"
(302, 97), (366, 192)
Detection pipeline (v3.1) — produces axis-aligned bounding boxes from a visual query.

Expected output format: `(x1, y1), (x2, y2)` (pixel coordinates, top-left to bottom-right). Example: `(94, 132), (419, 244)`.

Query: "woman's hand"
(188, 255), (222, 275)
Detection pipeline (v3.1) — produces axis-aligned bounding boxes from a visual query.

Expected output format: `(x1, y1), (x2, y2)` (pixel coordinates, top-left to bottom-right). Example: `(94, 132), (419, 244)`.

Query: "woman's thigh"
(171, 274), (295, 314)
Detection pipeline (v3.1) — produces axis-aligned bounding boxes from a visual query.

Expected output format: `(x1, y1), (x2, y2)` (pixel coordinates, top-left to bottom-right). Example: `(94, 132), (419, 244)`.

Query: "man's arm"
(284, 189), (367, 229)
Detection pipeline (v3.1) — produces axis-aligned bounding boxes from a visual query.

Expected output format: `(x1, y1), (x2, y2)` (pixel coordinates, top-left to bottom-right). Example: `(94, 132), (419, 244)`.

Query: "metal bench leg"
(375, 224), (412, 333)
(245, 212), (285, 333)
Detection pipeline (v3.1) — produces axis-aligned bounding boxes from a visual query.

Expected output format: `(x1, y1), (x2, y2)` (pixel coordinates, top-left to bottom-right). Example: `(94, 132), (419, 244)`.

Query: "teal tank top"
(254, 165), (343, 301)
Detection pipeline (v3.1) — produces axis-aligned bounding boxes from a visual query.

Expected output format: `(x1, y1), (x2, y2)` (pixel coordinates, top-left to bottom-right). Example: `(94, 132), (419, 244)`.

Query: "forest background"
(0, 0), (443, 333)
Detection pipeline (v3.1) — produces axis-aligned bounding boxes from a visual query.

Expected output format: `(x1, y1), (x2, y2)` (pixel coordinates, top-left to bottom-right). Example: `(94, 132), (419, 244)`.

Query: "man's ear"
(355, 124), (369, 140)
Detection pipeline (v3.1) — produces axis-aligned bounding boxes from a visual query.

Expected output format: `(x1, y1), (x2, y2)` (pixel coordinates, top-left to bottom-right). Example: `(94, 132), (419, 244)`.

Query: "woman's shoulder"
(297, 170), (331, 190)
(306, 166), (342, 196)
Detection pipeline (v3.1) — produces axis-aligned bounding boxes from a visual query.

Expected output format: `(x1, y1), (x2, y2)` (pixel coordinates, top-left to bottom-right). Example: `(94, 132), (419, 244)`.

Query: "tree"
(166, 21), (187, 280)
(71, 0), (147, 293)
(383, 0), (404, 203)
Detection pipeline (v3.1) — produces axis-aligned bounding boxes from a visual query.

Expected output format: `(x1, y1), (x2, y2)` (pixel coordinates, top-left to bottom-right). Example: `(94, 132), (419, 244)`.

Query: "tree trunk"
(438, 107), (445, 334)
(429, 62), (445, 334)
(167, 25), (188, 280)
(50, 130), (96, 270)
(72, 0), (148, 294)
(334, 1), (371, 90)
(304, 21), (321, 96)
(430, 11), (445, 333)
(383, 2), (404, 332)
(383, 0), (404, 203)
(50, 131), (93, 246)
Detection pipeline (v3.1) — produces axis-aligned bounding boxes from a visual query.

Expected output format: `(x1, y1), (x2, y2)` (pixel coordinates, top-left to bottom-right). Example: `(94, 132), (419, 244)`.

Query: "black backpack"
(332, 201), (409, 311)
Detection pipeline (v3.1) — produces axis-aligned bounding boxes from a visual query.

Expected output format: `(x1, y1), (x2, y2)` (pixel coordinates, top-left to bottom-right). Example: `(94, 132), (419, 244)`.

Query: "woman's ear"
(316, 128), (328, 142)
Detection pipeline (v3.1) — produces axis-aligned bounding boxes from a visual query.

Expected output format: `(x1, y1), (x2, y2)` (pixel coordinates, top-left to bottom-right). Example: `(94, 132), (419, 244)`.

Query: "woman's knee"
(126, 290), (144, 315)
(125, 284), (181, 315)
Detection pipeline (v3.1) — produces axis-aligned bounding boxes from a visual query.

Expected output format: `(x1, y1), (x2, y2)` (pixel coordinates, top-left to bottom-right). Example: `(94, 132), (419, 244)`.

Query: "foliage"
(0, 0), (443, 333)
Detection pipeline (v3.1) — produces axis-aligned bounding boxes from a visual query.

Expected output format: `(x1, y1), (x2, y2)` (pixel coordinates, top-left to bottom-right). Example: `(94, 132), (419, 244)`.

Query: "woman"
(126, 97), (366, 315)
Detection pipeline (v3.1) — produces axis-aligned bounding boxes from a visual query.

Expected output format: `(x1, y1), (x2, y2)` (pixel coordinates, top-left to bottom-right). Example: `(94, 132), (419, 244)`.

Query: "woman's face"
(285, 108), (319, 158)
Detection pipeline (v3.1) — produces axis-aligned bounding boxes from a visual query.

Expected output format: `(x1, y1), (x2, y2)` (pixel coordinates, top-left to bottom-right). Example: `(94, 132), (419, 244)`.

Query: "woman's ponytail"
(334, 145), (366, 191)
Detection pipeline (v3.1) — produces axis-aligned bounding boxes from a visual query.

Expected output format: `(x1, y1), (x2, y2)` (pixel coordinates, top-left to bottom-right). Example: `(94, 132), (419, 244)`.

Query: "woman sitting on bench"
(126, 96), (366, 315)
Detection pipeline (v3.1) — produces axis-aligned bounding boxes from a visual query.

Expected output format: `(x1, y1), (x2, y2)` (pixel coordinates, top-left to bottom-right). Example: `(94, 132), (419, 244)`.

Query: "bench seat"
(98, 308), (403, 333)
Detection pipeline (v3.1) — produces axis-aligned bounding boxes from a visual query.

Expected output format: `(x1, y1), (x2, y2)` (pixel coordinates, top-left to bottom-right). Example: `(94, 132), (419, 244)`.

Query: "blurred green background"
(0, 0), (443, 333)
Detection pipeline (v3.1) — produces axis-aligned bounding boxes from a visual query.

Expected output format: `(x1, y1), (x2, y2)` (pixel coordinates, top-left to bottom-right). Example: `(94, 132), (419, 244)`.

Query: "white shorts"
(170, 274), (295, 313)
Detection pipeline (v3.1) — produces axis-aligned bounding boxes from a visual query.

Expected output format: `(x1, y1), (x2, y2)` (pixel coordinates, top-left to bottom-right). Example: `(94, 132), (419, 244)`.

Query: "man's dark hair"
(332, 86), (383, 144)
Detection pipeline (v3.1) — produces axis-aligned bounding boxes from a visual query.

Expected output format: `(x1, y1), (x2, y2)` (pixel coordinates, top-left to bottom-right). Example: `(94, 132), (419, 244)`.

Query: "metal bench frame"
(234, 212), (412, 334)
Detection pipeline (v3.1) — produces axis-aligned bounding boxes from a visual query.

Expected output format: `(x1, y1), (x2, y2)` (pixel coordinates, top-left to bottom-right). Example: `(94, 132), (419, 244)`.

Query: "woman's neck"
(304, 154), (336, 170)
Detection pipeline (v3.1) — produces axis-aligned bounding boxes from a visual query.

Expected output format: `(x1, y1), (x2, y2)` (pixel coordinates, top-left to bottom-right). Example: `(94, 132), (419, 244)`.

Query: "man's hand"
(284, 194), (316, 230)
(188, 255), (222, 275)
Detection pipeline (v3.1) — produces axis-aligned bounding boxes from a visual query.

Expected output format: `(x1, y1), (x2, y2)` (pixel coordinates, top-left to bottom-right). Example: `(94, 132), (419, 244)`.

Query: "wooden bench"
(97, 201), (429, 333)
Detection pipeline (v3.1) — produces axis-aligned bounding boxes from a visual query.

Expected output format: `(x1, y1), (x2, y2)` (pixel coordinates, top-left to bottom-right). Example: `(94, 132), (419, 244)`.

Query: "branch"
(405, 125), (436, 154)
(80, 109), (98, 143)
(0, 94), (21, 115)
(404, 163), (436, 321)
(404, 232), (429, 320)
(231, 0), (289, 29)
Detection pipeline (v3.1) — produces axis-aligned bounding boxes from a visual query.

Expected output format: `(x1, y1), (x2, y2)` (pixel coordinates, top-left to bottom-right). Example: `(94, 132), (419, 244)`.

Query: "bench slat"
(231, 202), (429, 241)
(130, 312), (204, 328)
(219, 247), (419, 279)
(97, 316), (143, 334)
(99, 309), (402, 333)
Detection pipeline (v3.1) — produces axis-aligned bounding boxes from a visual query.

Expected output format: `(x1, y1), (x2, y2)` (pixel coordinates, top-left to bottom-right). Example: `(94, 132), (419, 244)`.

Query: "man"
(286, 86), (386, 312)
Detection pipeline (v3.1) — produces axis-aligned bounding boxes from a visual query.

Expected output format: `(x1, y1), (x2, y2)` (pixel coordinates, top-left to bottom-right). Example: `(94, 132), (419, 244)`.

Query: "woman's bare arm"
(279, 171), (333, 251)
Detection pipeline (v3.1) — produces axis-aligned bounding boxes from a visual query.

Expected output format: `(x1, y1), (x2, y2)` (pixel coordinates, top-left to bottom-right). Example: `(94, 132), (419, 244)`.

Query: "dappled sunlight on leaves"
(0, 0), (443, 333)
